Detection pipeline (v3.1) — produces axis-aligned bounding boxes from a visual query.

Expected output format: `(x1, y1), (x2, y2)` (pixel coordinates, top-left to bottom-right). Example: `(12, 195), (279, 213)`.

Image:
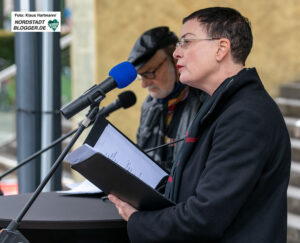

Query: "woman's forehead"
(180, 19), (206, 38)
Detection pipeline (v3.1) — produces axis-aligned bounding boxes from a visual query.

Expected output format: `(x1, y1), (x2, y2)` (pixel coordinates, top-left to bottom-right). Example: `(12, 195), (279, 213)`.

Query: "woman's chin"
(179, 75), (189, 85)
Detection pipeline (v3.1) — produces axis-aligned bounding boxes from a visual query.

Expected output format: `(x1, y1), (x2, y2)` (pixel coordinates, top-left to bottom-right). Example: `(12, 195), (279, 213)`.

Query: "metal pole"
(0, 0), (4, 29)
(40, 0), (62, 191)
(15, 0), (42, 193)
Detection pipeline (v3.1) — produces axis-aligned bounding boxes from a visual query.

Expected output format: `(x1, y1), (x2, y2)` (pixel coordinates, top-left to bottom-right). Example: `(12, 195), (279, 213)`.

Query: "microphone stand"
(144, 137), (185, 153)
(0, 102), (102, 243)
(0, 106), (110, 190)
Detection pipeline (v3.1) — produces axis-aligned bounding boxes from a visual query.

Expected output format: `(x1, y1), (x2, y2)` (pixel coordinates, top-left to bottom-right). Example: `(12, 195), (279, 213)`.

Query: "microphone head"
(118, 91), (137, 109)
(109, 61), (137, 88)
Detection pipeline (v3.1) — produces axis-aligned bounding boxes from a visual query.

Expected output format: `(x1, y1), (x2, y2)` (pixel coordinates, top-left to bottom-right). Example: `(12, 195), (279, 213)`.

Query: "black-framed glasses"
(176, 37), (220, 49)
(137, 58), (167, 80)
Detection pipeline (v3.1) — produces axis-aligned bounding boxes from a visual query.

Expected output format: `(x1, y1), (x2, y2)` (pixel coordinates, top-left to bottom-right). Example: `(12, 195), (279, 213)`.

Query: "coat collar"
(200, 68), (262, 124)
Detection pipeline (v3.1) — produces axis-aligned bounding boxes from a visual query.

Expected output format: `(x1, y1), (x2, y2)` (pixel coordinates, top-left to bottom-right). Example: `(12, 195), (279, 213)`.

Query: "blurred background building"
(0, 0), (299, 241)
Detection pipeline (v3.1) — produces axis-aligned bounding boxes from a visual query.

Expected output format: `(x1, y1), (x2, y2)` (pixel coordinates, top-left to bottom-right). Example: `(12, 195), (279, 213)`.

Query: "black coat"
(127, 68), (291, 243)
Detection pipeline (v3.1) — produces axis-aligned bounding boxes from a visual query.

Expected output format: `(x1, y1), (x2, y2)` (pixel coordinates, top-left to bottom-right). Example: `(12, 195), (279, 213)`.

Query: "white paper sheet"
(64, 124), (168, 189)
(57, 179), (102, 194)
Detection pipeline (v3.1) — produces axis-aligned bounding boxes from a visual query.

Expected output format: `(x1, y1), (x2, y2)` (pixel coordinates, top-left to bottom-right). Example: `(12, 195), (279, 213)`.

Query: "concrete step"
(0, 152), (72, 173)
(285, 117), (300, 139)
(288, 213), (300, 243)
(0, 136), (72, 158)
(288, 185), (300, 215)
(62, 118), (73, 134)
(276, 97), (300, 118)
(0, 137), (16, 156)
(290, 161), (300, 187)
(288, 191), (300, 243)
(0, 154), (17, 182)
(0, 166), (74, 191)
(0, 118), (73, 157)
(0, 152), (74, 189)
(291, 139), (300, 162)
(280, 81), (300, 100)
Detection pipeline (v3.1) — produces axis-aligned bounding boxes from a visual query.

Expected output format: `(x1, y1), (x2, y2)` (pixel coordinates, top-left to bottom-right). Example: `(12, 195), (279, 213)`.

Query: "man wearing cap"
(128, 26), (206, 172)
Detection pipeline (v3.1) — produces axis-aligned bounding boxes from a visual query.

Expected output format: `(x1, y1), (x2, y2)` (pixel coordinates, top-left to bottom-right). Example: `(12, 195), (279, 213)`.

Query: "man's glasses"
(176, 37), (220, 49)
(137, 58), (167, 80)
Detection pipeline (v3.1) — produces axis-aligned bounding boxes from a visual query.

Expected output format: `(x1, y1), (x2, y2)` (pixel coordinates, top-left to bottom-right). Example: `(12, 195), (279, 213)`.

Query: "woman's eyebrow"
(180, 33), (196, 39)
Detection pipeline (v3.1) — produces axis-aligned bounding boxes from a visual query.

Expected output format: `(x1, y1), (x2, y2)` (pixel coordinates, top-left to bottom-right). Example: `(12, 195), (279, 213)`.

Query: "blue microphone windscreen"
(109, 61), (137, 88)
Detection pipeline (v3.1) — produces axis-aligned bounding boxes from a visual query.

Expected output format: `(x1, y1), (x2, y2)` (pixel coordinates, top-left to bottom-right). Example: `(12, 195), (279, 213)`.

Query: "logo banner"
(11, 12), (61, 32)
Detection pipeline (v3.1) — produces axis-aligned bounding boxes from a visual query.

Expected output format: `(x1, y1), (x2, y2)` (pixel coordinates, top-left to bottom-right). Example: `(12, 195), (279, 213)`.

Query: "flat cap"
(128, 26), (178, 70)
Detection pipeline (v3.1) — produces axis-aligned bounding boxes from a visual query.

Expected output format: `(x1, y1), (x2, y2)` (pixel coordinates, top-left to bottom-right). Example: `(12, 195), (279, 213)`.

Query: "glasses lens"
(176, 41), (182, 48)
(142, 73), (155, 79)
(138, 58), (167, 80)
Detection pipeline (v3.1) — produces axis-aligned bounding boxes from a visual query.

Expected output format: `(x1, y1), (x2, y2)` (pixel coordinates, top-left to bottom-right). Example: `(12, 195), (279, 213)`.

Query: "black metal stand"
(144, 137), (185, 153)
(0, 104), (101, 243)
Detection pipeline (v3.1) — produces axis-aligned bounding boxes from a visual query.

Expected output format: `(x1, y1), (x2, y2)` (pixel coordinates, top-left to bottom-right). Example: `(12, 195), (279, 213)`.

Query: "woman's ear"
(216, 38), (231, 62)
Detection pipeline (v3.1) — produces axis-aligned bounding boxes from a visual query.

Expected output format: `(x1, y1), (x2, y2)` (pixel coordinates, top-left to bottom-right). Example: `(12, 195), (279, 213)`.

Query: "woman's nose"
(173, 47), (182, 60)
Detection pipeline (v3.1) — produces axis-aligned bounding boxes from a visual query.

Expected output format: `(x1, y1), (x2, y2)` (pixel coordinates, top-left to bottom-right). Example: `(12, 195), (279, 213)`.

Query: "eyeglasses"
(176, 37), (220, 49)
(137, 58), (167, 80)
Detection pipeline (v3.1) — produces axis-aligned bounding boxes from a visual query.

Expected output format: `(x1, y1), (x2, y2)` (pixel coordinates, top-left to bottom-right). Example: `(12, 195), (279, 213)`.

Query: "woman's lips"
(176, 65), (184, 72)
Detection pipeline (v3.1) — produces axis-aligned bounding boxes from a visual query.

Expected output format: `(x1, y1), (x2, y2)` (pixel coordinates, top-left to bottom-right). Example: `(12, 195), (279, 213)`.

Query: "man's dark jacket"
(127, 68), (291, 243)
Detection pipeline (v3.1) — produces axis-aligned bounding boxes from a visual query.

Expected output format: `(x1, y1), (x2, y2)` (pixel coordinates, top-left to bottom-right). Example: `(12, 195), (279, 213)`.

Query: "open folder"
(64, 115), (174, 211)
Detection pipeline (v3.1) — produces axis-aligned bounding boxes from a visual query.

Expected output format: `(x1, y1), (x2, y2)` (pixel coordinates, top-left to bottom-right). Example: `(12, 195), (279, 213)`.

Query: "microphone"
(99, 90), (137, 117)
(61, 61), (137, 119)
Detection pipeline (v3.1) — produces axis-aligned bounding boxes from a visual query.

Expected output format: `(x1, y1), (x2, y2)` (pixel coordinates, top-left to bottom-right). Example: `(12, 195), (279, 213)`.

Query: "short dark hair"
(183, 7), (253, 65)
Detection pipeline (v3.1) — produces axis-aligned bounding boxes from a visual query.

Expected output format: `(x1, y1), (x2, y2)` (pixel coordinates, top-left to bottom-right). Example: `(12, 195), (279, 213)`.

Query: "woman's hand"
(108, 194), (138, 221)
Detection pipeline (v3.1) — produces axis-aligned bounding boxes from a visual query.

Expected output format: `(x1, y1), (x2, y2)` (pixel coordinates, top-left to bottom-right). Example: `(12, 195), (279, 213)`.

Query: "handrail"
(0, 33), (72, 84)
(0, 64), (16, 83)
(60, 34), (72, 49)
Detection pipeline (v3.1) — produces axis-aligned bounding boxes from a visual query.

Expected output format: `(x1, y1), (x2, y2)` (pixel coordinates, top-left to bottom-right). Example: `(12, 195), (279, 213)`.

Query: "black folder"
(69, 115), (174, 211)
